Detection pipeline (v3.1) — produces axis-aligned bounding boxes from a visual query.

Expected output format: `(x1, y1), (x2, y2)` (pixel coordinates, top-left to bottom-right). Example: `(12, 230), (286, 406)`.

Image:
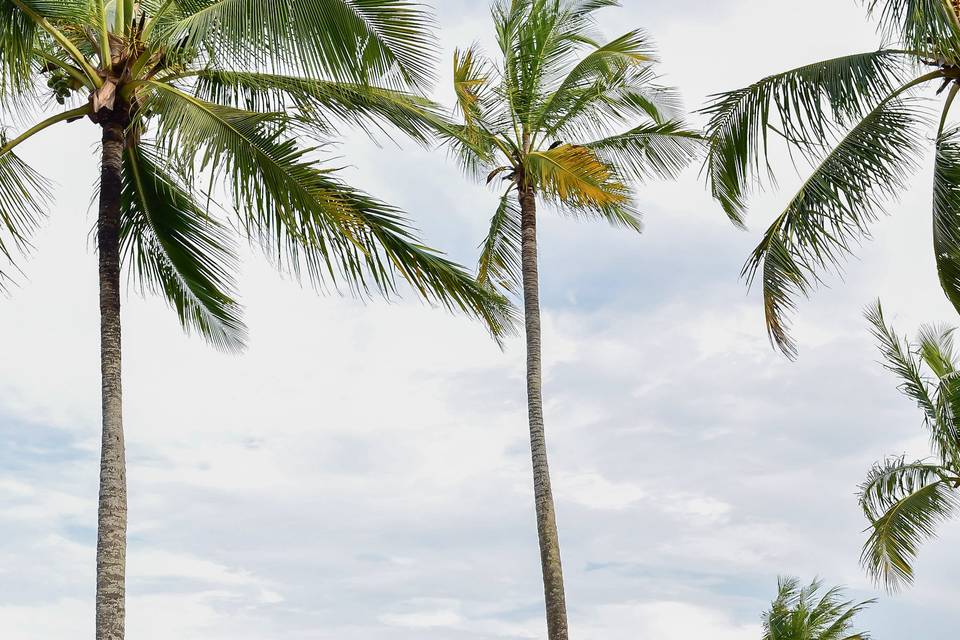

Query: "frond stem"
(0, 105), (91, 157)
(98, 0), (112, 71)
(11, 0), (103, 88)
(141, 0), (175, 40)
(34, 50), (93, 89)
(940, 84), (960, 136)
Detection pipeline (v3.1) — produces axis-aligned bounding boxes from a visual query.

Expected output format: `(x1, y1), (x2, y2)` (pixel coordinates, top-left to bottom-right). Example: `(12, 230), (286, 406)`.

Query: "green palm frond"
(702, 50), (911, 225)
(145, 81), (514, 338)
(859, 456), (960, 590)
(866, 301), (939, 424)
(743, 97), (926, 358)
(0, 143), (50, 289)
(585, 120), (702, 183)
(762, 577), (874, 640)
(167, 0), (437, 89)
(477, 188), (522, 295)
(191, 70), (444, 143)
(121, 142), (246, 352)
(453, 45), (497, 133)
(494, 0), (618, 127)
(0, 0), (37, 96)
(533, 28), (655, 132)
(917, 323), (957, 377)
(868, 302), (960, 469)
(933, 126), (960, 317)
(439, 126), (502, 183)
(916, 323), (960, 459)
(538, 63), (682, 145)
(13, 0), (94, 20)
(865, 0), (960, 59)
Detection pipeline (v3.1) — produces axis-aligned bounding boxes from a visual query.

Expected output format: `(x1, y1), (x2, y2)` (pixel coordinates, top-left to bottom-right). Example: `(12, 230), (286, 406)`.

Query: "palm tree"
(0, 2), (513, 638)
(434, 1), (700, 636)
(703, 0), (960, 358)
(762, 577), (874, 640)
(860, 301), (960, 591)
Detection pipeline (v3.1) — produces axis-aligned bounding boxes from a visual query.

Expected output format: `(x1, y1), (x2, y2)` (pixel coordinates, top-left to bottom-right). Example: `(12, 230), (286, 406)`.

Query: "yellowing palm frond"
(525, 143), (628, 210)
(453, 46), (494, 132)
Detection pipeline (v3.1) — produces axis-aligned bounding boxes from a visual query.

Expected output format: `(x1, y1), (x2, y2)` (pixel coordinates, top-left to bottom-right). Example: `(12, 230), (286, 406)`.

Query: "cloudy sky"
(2, 1), (959, 638)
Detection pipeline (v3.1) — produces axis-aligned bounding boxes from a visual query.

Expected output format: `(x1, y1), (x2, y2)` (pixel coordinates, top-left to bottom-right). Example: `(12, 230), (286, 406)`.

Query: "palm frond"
(453, 45), (497, 133)
(120, 142), (246, 351)
(701, 50), (912, 225)
(147, 81), (515, 338)
(524, 143), (637, 229)
(494, 0), (617, 128)
(0, 143), (50, 289)
(477, 187), (522, 295)
(865, 0), (960, 59)
(540, 63), (682, 143)
(933, 126), (960, 317)
(5, 0), (101, 84)
(916, 322), (960, 461)
(858, 456), (960, 591)
(584, 119), (701, 183)
(191, 70), (445, 143)
(533, 28), (656, 133)
(13, 0), (95, 21)
(917, 322), (957, 377)
(166, 0), (437, 89)
(866, 300), (939, 424)
(0, 0), (36, 97)
(743, 97), (926, 358)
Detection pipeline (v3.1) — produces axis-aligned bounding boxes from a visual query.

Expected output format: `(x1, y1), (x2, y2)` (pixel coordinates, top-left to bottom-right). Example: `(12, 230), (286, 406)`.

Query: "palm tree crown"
(0, 0), (513, 346)
(441, 0), (700, 296)
(762, 578), (873, 640)
(860, 301), (960, 591)
(704, 0), (960, 358)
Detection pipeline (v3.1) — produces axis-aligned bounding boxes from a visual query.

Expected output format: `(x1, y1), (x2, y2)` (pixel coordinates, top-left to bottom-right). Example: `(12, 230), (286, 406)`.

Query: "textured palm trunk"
(95, 120), (127, 640)
(519, 182), (569, 640)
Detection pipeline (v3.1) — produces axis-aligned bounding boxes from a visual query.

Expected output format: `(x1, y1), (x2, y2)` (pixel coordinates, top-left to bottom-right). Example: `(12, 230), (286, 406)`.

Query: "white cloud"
(129, 550), (262, 587)
(556, 472), (647, 511)
(578, 601), (760, 640)
(0, 599), (90, 640)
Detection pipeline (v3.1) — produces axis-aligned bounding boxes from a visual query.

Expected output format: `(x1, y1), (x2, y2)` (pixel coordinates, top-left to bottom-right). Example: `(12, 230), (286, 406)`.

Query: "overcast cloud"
(2, 1), (958, 638)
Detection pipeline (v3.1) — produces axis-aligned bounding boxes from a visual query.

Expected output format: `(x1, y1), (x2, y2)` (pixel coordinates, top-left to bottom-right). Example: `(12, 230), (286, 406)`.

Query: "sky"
(1, 1), (959, 638)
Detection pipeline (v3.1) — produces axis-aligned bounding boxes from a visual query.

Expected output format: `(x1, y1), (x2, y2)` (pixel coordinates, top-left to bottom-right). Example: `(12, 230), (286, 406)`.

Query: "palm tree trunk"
(95, 119), (127, 640)
(519, 183), (569, 640)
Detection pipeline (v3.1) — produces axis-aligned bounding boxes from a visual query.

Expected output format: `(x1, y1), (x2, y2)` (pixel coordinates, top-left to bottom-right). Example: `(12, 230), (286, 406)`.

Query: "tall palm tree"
(434, 1), (700, 636)
(762, 577), (874, 640)
(0, 2), (513, 638)
(860, 301), (960, 591)
(703, 0), (960, 358)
